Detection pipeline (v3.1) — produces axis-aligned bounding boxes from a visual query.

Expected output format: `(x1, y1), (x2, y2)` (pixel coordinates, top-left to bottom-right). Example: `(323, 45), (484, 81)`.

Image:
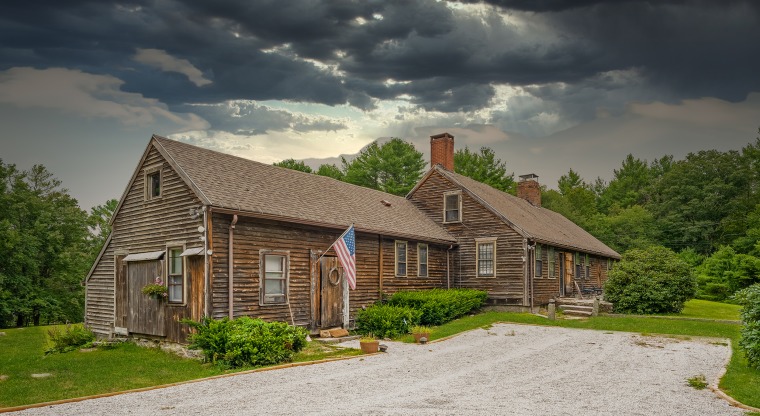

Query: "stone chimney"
(517, 173), (541, 207)
(430, 132), (454, 171)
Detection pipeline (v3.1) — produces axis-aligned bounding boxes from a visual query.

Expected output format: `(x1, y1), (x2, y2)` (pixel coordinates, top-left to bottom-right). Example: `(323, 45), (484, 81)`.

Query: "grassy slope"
(0, 326), (360, 408)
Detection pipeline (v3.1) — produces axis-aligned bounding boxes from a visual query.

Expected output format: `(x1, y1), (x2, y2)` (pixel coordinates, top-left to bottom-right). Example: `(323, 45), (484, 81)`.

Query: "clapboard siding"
(410, 171), (527, 305)
(86, 144), (206, 342)
(209, 214), (449, 328)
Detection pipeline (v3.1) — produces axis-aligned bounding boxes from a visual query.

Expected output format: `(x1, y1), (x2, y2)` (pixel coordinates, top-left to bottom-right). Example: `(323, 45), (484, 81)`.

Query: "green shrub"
(355, 304), (421, 338)
(184, 316), (308, 368)
(734, 283), (760, 370)
(388, 289), (488, 325)
(604, 246), (697, 314)
(46, 323), (95, 354)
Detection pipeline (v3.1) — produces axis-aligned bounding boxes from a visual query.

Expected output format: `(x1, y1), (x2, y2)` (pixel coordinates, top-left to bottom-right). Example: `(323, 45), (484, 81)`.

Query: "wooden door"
(558, 253), (566, 297)
(115, 255), (128, 328)
(564, 253), (574, 296)
(187, 255), (205, 322)
(320, 256), (344, 328)
(127, 260), (166, 336)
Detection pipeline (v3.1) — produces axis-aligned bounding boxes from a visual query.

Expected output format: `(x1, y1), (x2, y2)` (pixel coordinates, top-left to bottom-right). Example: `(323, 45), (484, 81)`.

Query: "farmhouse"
(85, 133), (620, 343)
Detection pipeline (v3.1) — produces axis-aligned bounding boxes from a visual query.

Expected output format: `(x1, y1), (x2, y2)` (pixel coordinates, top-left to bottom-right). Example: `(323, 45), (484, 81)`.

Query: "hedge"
(387, 288), (488, 326)
(355, 304), (421, 338)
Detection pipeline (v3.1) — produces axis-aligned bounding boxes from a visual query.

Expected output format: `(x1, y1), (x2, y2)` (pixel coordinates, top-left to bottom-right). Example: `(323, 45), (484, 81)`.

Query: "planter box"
(360, 340), (379, 354)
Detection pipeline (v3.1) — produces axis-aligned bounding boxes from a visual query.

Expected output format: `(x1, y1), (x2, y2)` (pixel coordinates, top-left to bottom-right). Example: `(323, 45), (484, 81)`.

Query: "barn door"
(320, 256), (344, 328)
(127, 260), (166, 336)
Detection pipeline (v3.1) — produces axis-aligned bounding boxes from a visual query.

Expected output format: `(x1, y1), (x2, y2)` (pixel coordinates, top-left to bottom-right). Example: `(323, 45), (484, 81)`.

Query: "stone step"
(562, 309), (593, 317)
(559, 304), (593, 312)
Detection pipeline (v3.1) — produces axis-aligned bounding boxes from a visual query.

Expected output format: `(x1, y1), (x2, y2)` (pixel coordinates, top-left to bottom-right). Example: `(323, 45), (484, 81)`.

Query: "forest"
(2, 132), (759, 327)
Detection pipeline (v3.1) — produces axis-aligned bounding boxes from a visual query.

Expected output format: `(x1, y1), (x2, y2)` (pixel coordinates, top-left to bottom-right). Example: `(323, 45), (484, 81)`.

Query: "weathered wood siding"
(381, 238), (449, 294)
(86, 143), (206, 342)
(209, 214), (448, 328)
(85, 240), (116, 336)
(409, 171), (527, 305)
(532, 245), (561, 305)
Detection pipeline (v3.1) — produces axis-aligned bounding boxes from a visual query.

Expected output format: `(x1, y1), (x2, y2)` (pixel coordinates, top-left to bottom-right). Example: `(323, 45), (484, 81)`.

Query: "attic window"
(145, 166), (162, 200)
(443, 190), (462, 223)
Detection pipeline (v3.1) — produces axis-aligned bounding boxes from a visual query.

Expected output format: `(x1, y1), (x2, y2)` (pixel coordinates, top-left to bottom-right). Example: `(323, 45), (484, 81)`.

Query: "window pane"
(445, 194), (460, 221)
(478, 243), (494, 276)
(265, 279), (285, 295)
(168, 276), (182, 302)
(419, 245), (427, 263)
(149, 172), (160, 197)
(397, 243), (406, 262)
(169, 248), (182, 274)
(397, 263), (407, 276)
(419, 264), (428, 277)
(265, 255), (284, 272)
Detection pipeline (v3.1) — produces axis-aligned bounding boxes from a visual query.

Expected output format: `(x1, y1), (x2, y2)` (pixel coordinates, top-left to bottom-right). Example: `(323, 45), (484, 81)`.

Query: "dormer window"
(443, 190), (462, 223)
(144, 165), (162, 200)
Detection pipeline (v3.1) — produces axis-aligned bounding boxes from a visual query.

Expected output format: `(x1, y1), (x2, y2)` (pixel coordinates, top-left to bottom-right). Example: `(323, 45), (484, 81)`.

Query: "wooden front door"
(320, 256), (344, 328)
(187, 255), (205, 322)
(558, 253), (566, 297)
(563, 253), (574, 296)
(127, 260), (166, 336)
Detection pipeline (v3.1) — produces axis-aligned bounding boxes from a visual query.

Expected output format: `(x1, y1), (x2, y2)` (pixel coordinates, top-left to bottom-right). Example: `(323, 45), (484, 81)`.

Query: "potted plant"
(141, 283), (167, 300)
(359, 335), (379, 354)
(411, 325), (432, 344)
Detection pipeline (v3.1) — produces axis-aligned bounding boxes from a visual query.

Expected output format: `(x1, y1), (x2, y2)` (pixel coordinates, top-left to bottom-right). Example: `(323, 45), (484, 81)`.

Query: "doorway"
(319, 256), (344, 328)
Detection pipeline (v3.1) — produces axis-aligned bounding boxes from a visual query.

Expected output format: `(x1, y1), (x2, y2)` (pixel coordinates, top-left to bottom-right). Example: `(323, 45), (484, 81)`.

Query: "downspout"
(228, 214), (238, 319)
(446, 245), (453, 289)
(529, 241), (536, 313)
(203, 206), (210, 317)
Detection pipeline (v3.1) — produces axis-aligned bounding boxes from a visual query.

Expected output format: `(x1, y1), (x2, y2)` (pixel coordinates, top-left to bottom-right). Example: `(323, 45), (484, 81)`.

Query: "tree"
(0, 161), (90, 327)
(586, 205), (660, 253)
(696, 246), (760, 301)
(342, 138), (425, 196)
(316, 164), (344, 181)
(604, 246), (697, 314)
(273, 158), (313, 173)
(453, 146), (515, 193)
(87, 199), (117, 259)
(598, 154), (652, 213)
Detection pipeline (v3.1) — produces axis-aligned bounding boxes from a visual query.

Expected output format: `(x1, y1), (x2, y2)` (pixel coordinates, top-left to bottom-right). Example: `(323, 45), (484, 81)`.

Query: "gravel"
(10, 324), (743, 415)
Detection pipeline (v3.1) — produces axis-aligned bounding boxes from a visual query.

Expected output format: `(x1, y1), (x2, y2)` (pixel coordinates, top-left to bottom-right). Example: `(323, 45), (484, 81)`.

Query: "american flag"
(333, 225), (356, 290)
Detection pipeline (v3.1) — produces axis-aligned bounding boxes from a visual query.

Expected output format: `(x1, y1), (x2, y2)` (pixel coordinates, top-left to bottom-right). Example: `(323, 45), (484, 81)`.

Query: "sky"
(1, 0), (759, 210)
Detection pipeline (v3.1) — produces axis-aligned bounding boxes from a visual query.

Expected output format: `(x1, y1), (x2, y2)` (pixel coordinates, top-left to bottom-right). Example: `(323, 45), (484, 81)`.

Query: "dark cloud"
(1, 0), (758, 129)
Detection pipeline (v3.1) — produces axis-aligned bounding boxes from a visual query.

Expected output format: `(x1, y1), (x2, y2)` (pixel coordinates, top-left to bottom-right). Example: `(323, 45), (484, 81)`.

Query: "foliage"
(586, 205), (660, 253)
(342, 138), (425, 196)
(141, 283), (168, 299)
(355, 304), (421, 338)
(411, 325), (432, 334)
(0, 161), (91, 328)
(734, 284), (760, 370)
(686, 374), (707, 390)
(387, 288), (488, 326)
(604, 246), (697, 314)
(184, 316), (308, 368)
(697, 246), (760, 301)
(86, 198), (117, 258)
(273, 158), (313, 173)
(46, 323), (95, 354)
(453, 146), (515, 193)
(316, 163), (344, 180)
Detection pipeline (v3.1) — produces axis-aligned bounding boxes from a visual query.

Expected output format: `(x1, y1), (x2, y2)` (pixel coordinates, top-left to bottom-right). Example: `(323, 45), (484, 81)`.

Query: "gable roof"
(411, 166), (621, 259)
(147, 135), (455, 244)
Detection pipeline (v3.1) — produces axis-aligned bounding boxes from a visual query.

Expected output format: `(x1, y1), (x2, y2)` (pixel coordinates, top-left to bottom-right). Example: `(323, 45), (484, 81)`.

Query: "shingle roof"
(431, 167), (621, 259)
(152, 136), (455, 244)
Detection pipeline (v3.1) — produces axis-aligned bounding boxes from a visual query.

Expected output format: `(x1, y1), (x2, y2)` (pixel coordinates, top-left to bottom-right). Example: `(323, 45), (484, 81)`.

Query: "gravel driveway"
(11, 324), (742, 415)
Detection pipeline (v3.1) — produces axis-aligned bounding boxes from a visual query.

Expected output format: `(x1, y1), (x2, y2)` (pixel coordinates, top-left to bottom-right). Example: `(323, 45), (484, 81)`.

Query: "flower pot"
(360, 340), (379, 354)
(413, 333), (431, 344)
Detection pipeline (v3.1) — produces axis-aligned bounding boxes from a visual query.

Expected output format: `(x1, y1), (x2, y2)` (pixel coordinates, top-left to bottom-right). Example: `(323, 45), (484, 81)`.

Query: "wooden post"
(592, 296), (600, 317)
(378, 235), (384, 299)
(548, 298), (556, 321)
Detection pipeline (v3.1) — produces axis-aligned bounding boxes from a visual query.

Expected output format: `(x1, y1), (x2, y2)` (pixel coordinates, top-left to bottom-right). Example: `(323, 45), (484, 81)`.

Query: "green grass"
(410, 307), (758, 409)
(675, 299), (741, 321)
(0, 326), (360, 408)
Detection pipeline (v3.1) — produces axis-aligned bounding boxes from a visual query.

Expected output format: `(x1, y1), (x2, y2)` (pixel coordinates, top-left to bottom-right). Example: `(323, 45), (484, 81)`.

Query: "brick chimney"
(430, 132), (454, 171)
(517, 173), (541, 207)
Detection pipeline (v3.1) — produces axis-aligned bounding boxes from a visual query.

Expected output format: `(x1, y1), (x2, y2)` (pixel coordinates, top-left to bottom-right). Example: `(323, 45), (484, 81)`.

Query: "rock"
(0, 332), (6, 336)
(0, 375), (9, 381)
(79, 348), (97, 353)
(31, 373), (52, 379)
(319, 330), (332, 338)
(378, 344), (388, 352)
(329, 328), (349, 338)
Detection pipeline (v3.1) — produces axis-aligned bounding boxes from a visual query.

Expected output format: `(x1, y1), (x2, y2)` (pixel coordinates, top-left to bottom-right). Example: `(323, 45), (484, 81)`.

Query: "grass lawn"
(0, 326), (360, 409)
(408, 301), (758, 409)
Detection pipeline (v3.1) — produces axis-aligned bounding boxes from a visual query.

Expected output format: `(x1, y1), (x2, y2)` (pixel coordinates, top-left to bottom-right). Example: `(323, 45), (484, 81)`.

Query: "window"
(585, 254), (591, 280)
(575, 252), (583, 279)
(443, 191), (462, 223)
(548, 246), (556, 278)
(395, 241), (407, 276)
(535, 244), (543, 278)
(607, 258), (611, 270)
(476, 238), (496, 277)
(167, 247), (183, 303)
(145, 168), (161, 200)
(418, 243), (428, 277)
(261, 253), (288, 304)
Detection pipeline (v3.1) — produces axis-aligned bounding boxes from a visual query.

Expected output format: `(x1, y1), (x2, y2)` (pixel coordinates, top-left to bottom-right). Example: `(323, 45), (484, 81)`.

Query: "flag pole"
(316, 224), (354, 262)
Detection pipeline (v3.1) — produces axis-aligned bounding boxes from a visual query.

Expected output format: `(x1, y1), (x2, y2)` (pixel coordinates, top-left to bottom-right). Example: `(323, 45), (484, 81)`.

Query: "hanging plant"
(142, 278), (168, 300)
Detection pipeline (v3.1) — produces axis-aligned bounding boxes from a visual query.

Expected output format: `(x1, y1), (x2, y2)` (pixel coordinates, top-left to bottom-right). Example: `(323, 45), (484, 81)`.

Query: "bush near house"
(355, 304), (421, 338)
(46, 323), (95, 354)
(183, 316), (308, 368)
(604, 246), (697, 314)
(734, 283), (760, 370)
(388, 289), (488, 325)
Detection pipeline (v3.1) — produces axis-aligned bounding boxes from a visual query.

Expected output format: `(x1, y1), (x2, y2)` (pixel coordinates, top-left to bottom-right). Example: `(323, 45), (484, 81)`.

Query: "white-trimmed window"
(548, 246), (556, 278)
(418, 243), (428, 277)
(145, 166), (162, 200)
(476, 238), (496, 277)
(395, 241), (407, 277)
(167, 247), (184, 303)
(443, 191), (462, 223)
(261, 252), (288, 305)
(535, 244), (543, 278)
